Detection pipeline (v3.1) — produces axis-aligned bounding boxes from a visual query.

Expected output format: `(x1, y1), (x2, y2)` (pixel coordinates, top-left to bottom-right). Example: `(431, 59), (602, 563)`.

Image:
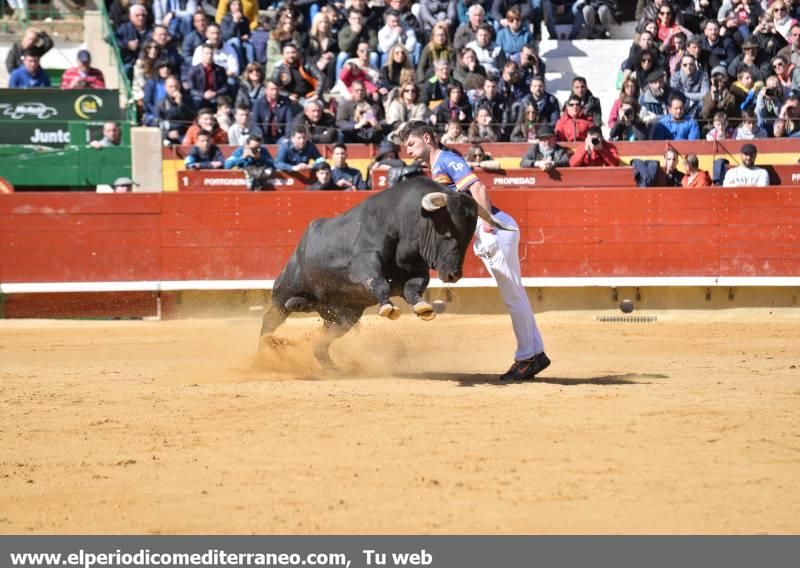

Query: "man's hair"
(197, 129), (212, 138)
(217, 95), (232, 107)
(332, 143), (347, 153)
(282, 42), (298, 52)
(687, 37), (702, 48)
(291, 125), (309, 137)
(197, 108), (214, 117)
(235, 104), (251, 113)
(703, 19), (719, 30)
(669, 93), (686, 105)
(587, 126), (602, 137)
(247, 133), (263, 144)
(686, 153), (700, 169)
(476, 23), (494, 35)
(573, 76), (587, 86)
(399, 120), (436, 142)
(567, 94), (582, 105)
(201, 42), (215, 51)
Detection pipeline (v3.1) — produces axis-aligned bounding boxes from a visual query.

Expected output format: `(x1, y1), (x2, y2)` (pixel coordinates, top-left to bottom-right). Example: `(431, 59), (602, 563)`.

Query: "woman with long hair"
(509, 102), (540, 142)
(467, 105), (501, 143)
(385, 80), (431, 131)
(235, 62), (265, 108)
(608, 77), (641, 129)
(378, 44), (413, 91)
(453, 47), (486, 84)
(132, 40), (162, 102)
(306, 12), (338, 91)
(769, 1), (796, 41)
(265, 13), (305, 78)
(416, 21), (455, 83)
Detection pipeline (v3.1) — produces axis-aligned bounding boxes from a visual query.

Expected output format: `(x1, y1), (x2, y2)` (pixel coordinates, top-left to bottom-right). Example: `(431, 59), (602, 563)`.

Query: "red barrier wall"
(1, 189), (799, 285)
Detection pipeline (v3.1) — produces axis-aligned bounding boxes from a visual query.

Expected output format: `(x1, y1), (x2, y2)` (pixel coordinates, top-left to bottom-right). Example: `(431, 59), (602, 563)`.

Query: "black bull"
(258, 177), (483, 368)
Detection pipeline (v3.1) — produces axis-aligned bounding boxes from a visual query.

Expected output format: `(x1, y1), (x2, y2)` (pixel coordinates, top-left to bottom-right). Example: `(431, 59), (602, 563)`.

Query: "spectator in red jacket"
(569, 126), (621, 167)
(61, 50), (106, 89)
(555, 95), (593, 142)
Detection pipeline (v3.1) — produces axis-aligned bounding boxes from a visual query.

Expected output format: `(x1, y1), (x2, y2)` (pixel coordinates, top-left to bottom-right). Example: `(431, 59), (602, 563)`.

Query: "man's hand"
(211, 161), (223, 168)
(293, 163), (311, 172)
(204, 89), (215, 100)
(336, 179), (352, 188)
(127, 39), (139, 51)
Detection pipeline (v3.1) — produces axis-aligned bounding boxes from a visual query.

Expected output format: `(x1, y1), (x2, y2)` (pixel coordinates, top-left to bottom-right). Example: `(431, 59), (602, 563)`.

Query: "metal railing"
(97, 1), (137, 123)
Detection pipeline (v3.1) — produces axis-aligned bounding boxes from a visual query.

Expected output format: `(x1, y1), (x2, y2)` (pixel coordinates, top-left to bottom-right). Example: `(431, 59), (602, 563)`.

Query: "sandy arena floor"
(1, 309), (799, 534)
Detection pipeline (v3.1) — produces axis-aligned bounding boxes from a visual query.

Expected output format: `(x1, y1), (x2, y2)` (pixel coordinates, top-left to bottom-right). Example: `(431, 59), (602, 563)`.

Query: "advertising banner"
(0, 89), (120, 144)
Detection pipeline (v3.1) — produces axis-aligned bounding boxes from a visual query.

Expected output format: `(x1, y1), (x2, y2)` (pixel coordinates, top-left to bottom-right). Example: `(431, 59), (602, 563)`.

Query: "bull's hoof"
(378, 303), (401, 320)
(413, 301), (436, 321)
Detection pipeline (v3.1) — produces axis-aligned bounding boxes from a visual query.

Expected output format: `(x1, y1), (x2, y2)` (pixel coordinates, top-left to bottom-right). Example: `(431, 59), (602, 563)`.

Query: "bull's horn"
(421, 192), (448, 211)
(475, 203), (518, 232)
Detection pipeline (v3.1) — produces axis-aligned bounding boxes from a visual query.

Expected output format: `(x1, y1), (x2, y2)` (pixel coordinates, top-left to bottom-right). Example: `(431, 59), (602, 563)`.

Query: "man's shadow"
(396, 372), (669, 388)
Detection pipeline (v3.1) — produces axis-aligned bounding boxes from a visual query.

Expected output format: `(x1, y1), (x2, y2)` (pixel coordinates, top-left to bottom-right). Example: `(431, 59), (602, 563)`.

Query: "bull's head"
(420, 191), (513, 283)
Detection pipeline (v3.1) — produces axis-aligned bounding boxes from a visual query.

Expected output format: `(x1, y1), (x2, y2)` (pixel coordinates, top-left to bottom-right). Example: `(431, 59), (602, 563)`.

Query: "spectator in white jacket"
(378, 10), (418, 65)
(466, 23), (504, 76)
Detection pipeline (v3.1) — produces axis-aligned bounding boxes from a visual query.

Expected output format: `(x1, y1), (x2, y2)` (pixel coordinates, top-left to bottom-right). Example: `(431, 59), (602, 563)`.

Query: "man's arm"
(466, 180), (492, 214)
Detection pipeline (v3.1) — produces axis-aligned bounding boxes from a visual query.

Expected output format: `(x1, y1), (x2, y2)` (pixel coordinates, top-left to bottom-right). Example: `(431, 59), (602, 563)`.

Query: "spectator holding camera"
(651, 94), (701, 140)
(755, 75), (785, 133)
(752, 11), (788, 60)
(608, 97), (649, 141)
(775, 94), (800, 137)
(701, 66), (740, 123)
(225, 134), (274, 170)
(568, 126), (620, 167)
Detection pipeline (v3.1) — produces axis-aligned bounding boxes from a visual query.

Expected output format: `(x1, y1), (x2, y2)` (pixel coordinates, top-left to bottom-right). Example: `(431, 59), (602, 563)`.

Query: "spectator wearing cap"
(700, 19), (738, 70)
(640, 69), (670, 125)
(651, 94), (701, 140)
(90, 122), (122, 149)
(681, 153), (712, 188)
(555, 94), (593, 142)
(519, 124), (570, 170)
(274, 128), (323, 173)
(722, 143), (770, 187)
(188, 43), (231, 111)
(670, 54), (709, 117)
(186, 130), (225, 169)
(701, 65), (740, 123)
(112, 177), (138, 193)
(8, 52), (50, 88)
(568, 126), (620, 168)
(5, 27), (53, 74)
(727, 37), (771, 83)
(116, 4), (153, 78)
(331, 144), (368, 190)
(308, 162), (339, 191)
(61, 50), (106, 89)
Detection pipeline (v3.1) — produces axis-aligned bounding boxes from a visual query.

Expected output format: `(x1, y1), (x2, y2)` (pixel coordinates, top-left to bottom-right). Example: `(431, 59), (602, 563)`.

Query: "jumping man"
(400, 121), (550, 380)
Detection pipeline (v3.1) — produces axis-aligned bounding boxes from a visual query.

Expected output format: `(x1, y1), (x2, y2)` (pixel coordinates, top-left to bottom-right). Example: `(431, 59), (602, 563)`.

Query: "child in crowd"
(733, 109), (768, 139)
(440, 120), (469, 145)
(214, 96), (234, 133)
(706, 111), (735, 140)
(731, 69), (763, 111)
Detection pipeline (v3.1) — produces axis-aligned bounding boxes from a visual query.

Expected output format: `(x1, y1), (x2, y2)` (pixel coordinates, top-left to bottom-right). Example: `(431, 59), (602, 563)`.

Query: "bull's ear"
(421, 192), (448, 212)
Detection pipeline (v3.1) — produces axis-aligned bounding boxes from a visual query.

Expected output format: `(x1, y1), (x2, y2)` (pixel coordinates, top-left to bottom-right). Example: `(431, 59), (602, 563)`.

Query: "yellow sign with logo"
(74, 94), (104, 119)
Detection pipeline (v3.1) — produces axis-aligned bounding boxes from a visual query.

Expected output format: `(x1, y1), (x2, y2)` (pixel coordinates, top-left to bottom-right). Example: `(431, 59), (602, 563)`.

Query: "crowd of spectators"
(4, 0), (800, 189)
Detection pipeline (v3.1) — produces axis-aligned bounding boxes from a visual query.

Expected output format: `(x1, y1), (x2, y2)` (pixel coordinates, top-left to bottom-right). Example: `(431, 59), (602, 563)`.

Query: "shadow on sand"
(396, 372), (669, 388)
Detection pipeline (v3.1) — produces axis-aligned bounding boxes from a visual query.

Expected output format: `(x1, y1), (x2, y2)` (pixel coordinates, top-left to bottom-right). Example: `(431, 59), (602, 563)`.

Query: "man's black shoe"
(499, 352), (551, 381)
